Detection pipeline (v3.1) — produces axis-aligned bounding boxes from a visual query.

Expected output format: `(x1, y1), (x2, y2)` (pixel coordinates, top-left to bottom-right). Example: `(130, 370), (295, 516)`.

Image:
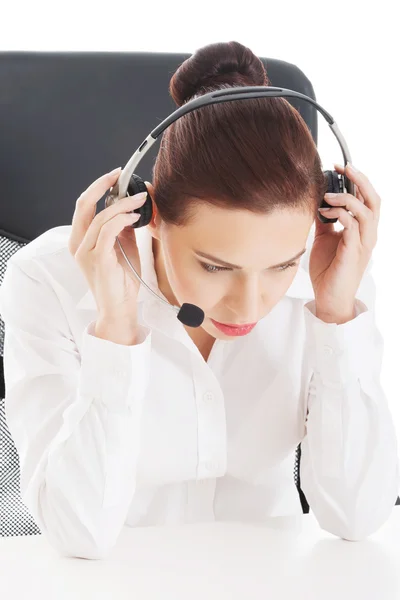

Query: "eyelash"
(199, 261), (299, 274)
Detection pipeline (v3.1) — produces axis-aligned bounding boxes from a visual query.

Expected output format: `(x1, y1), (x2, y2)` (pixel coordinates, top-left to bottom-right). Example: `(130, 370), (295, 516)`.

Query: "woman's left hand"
(309, 162), (381, 322)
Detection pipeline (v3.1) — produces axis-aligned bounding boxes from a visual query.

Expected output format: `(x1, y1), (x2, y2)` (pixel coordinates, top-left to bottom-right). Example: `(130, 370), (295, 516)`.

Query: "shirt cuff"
(303, 298), (378, 387)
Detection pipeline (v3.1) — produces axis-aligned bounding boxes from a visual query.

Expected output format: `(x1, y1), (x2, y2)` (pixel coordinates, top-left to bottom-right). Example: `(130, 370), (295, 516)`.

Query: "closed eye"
(199, 261), (299, 274)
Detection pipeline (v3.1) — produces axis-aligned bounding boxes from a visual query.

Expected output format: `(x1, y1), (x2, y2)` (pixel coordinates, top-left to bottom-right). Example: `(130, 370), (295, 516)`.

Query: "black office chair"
(0, 50), (398, 536)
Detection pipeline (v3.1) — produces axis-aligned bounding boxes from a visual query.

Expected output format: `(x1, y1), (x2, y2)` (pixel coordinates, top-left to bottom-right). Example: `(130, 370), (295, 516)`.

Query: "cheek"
(170, 265), (221, 305)
(182, 274), (216, 303)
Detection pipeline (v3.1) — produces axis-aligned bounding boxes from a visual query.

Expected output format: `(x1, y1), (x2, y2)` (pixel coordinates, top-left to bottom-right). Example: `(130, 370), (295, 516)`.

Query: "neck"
(152, 236), (179, 306)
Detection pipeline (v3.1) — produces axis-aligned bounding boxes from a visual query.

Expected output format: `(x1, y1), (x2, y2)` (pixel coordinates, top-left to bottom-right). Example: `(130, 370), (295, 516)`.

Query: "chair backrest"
(0, 49), (366, 535)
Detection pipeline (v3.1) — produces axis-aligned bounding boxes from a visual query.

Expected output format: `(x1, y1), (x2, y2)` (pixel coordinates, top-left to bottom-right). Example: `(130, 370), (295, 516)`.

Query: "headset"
(105, 86), (355, 328)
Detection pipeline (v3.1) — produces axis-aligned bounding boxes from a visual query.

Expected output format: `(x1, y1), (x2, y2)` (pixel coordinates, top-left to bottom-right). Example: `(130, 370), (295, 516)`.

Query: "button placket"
(190, 350), (227, 481)
(203, 391), (214, 404)
(112, 368), (127, 376)
(323, 345), (334, 356)
(205, 460), (219, 472)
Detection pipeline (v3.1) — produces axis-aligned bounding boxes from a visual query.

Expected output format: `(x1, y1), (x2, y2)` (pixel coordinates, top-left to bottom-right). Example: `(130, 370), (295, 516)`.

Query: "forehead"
(180, 204), (314, 252)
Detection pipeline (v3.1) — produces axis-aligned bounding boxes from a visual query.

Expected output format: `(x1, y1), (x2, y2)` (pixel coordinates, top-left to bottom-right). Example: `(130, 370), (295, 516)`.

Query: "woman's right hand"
(68, 167), (148, 324)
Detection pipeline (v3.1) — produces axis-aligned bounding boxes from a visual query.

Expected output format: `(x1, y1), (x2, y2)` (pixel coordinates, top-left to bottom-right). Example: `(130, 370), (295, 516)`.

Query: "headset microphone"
(105, 86), (355, 328)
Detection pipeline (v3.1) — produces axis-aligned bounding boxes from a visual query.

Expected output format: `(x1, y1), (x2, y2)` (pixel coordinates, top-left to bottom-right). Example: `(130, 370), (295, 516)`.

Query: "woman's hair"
(151, 41), (326, 227)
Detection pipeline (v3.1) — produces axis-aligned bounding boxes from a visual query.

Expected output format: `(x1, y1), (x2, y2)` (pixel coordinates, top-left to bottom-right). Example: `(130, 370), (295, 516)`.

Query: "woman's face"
(146, 185), (315, 341)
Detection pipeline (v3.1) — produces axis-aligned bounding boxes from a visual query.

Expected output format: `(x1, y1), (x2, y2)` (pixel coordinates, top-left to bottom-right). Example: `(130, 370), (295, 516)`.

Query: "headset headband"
(106, 85), (354, 204)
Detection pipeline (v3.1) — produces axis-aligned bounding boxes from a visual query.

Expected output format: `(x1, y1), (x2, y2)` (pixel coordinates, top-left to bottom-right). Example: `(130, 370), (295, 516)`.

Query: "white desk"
(1, 510), (400, 599)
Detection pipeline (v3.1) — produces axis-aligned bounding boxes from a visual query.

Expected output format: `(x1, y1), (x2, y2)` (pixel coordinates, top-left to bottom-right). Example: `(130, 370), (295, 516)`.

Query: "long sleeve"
(0, 258), (152, 559)
(300, 293), (400, 541)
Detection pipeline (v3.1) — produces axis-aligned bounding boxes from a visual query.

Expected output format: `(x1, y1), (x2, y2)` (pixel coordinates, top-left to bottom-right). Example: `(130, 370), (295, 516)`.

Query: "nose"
(225, 276), (263, 323)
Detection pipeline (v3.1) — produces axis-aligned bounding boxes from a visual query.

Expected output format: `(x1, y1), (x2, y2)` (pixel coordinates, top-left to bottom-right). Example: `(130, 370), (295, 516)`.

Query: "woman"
(0, 41), (398, 559)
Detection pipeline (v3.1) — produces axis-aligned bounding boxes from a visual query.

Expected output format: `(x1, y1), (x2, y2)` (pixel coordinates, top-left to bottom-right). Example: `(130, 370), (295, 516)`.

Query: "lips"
(210, 319), (257, 337)
(214, 320), (256, 327)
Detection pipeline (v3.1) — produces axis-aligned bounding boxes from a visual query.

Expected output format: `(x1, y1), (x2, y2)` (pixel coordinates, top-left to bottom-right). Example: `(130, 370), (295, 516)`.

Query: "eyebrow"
(194, 248), (307, 270)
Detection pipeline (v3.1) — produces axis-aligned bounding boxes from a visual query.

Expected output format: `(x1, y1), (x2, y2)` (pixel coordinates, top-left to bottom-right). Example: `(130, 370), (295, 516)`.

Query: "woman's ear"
(144, 181), (162, 239)
(144, 180), (155, 198)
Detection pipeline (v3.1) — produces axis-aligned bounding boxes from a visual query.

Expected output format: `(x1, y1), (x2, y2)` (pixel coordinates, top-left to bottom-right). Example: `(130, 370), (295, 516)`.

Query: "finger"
(77, 168), (122, 205)
(319, 203), (377, 249)
(96, 212), (141, 256)
(355, 186), (365, 204)
(70, 168), (122, 249)
(77, 192), (146, 255)
(69, 168), (122, 255)
(333, 163), (364, 204)
(318, 206), (359, 248)
(322, 192), (371, 221)
(334, 163), (381, 217)
(322, 192), (373, 243)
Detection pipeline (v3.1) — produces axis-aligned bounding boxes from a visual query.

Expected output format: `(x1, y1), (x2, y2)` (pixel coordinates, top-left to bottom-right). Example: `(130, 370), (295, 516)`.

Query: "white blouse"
(0, 224), (398, 559)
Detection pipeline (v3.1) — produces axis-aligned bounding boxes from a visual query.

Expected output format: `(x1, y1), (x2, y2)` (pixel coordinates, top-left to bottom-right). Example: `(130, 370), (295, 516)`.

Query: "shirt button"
(323, 345), (334, 356)
(203, 391), (214, 403)
(113, 369), (127, 376)
(205, 461), (218, 472)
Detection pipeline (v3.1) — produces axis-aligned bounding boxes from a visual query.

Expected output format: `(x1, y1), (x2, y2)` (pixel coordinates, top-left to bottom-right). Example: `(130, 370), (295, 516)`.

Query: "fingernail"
(324, 193), (337, 198)
(318, 207), (332, 211)
(133, 191), (147, 200)
(109, 167), (121, 175)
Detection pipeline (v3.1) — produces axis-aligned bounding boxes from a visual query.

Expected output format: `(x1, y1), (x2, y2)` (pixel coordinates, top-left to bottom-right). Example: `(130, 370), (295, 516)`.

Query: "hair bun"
(169, 41), (270, 107)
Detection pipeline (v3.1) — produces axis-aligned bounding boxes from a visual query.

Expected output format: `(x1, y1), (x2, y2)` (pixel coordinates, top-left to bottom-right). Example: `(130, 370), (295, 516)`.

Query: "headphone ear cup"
(318, 170), (343, 223)
(127, 173), (153, 228)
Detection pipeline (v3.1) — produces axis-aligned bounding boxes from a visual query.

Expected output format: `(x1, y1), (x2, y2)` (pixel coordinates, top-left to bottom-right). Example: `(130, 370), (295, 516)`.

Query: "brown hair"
(151, 41), (326, 227)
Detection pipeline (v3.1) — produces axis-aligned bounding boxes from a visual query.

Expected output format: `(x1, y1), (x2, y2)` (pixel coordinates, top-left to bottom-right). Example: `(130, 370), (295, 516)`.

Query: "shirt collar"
(75, 225), (315, 347)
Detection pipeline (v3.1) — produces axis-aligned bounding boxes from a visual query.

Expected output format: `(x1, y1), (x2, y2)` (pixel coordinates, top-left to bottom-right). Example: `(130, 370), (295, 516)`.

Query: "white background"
(1, 0), (399, 486)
